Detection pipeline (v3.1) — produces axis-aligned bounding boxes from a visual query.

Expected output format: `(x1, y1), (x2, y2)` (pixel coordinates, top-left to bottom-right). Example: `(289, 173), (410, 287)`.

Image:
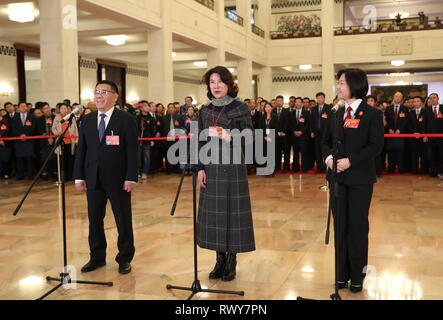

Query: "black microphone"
(331, 100), (345, 113)
(60, 105), (84, 123)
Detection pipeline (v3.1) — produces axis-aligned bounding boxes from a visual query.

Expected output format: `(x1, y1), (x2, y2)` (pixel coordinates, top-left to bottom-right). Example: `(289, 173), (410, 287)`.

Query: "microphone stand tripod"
(297, 108), (342, 300)
(166, 162), (244, 300)
(12, 115), (112, 300)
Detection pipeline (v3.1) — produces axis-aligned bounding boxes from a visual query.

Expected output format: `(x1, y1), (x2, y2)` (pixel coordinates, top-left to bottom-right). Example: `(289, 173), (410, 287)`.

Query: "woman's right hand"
(198, 170), (206, 188)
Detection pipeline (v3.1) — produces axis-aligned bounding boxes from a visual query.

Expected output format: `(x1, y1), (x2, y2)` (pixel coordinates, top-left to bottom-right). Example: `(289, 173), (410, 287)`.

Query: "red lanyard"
(212, 105), (226, 127)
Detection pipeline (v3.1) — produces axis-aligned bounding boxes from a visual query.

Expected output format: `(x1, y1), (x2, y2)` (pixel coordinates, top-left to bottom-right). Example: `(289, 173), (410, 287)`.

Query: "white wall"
(126, 71), (149, 103)
(0, 42), (19, 107)
(173, 80), (206, 105)
(271, 77), (323, 103)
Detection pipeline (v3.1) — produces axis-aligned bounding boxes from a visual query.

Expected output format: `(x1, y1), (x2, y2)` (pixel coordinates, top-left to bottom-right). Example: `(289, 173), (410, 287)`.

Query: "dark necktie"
(345, 107), (353, 120)
(434, 107), (438, 120)
(394, 106), (398, 128)
(318, 107), (322, 129)
(296, 110), (300, 123)
(99, 114), (106, 142)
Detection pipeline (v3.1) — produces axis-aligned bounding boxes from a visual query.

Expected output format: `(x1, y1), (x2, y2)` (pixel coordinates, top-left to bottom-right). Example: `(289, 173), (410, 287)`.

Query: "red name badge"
(1, 125), (6, 131)
(419, 117), (423, 122)
(25, 121), (32, 126)
(209, 126), (218, 137)
(157, 121), (161, 126)
(174, 121), (179, 126)
(106, 136), (120, 145)
(343, 119), (360, 129)
(399, 113), (405, 118)
(299, 118), (305, 123)
(438, 114), (443, 119)
(322, 114), (328, 119)
(186, 119), (191, 124)
(46, 119), (52, 124)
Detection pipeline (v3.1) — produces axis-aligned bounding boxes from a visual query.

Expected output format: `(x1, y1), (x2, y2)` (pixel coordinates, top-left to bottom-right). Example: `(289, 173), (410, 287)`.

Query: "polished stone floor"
(0, 172), (442, 300)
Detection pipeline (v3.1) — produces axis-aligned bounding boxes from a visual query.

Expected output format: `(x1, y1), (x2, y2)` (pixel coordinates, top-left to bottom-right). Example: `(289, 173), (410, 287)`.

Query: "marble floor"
(0, 172), (442, 300)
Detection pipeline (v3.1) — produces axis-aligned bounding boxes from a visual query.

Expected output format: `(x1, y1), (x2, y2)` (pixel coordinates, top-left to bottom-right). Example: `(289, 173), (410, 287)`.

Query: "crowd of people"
(0, 90), (442, 181)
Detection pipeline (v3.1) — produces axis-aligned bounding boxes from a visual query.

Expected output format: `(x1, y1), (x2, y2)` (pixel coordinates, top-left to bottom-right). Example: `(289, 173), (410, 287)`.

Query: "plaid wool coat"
(196, 99), (256, 253)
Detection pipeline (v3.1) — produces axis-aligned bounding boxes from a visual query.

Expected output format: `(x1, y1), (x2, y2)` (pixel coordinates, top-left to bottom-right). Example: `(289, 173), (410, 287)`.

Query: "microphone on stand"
(60, 105), (84, 123)
(331, 100), (345, 113)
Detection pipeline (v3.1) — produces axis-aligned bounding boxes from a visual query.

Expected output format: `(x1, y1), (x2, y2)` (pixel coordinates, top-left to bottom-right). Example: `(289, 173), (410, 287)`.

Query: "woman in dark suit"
(322, 68), (384, 293)
(197, 66), (255, 282)
(257, 101), (278, 177)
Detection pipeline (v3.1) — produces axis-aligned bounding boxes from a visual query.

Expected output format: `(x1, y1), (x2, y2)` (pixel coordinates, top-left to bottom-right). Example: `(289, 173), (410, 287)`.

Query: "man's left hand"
(124, 181), (136, 192)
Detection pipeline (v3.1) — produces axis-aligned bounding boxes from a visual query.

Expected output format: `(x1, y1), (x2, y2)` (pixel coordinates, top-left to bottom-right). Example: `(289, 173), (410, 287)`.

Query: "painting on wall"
(273, 11), (321, 33)
(371, 84), (428, 103)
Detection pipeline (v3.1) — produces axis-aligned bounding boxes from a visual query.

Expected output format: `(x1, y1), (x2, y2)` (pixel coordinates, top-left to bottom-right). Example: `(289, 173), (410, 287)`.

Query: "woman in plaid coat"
(197, 66), (255, 282)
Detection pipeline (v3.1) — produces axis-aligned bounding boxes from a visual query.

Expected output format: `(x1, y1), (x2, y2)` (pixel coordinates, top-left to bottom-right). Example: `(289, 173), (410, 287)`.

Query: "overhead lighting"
(171, 52), (177, 58)
(391, 60), (405, 67)
(127, 92), (140, 103)
(81, 90), (94, 102)
(193, 61), (207, 67)
(299, 64), (312, 71)
(387, 72), (410, 77)
(252, 80), (256, 85)
(106, 35), (127, 46)
(8, 3), (36, 23)
(389, 12), (410, 19)
(228, 67), (235, 73)
(0, 83), (14, 96)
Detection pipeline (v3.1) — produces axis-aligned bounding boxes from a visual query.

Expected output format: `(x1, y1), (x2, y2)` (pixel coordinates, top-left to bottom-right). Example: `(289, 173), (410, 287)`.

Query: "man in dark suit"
(408, 96), (428, 174)
(310, 92), (332, 173)
(423, 93), (443, 177)
(289, 97), (311, 172)
(11, 102), (38, 180)
(272, 95), (290, 172)
(322, 69), (384, 293)
(161, 103), (184, 174)
(247, 98), (261, 175)
(74, 80), (138, 275)
(38, 103), (56, 180)
(385, 91), (409, 173)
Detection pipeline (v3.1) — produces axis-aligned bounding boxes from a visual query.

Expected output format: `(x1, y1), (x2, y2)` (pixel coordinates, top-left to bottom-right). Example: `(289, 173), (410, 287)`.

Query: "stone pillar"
(321, 0), (336, 101)
(258, 66), (272, 100)
(256, 0), (271, 36)
(207, 0), (226, 68)
(148, 0), (173, 103)
(237, 58), (253, 99)
(39, 0), (79, 107)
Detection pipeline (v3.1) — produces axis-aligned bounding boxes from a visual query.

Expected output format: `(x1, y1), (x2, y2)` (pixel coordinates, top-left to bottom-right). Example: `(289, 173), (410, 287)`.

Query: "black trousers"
(276, 135), (290, 170)
(409, 138), (428, 174)
(428, 139), (443, 176)
(16, 156), (34, 179)
(86, 176), (135, 264)
(387, 138), (405, 173)
(314, 136), (326, 172)
(333, 183), (373, 285)
(291, 137), (309, 172)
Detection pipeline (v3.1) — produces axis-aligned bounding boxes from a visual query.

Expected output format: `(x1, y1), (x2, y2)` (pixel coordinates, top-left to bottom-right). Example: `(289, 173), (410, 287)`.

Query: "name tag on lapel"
(343, 119), (360, 129)
(399, 113), (405, 118)
(106, 136), (119, 145)
(209, 126), (218, 137)
(299, 118), (305, 123)
(322, 114), (328, 119)
(25, 121), (32, 126)
(438, 114), (443, 119)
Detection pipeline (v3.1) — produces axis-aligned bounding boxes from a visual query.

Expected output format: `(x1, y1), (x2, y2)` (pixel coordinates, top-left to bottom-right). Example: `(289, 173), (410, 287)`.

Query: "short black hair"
(315, 92), (325, 98)
(289, 96), (296, 100)
(413, 96), (424, 102)
(4, 102), (12, 107)
(96, 80), (119, 95)
(303, 97), (310, 101)
(337, 68), (369, 100)
(429, 93), (439, 98)
(276, 95), (284, 100)
(244, 98), (250, 103)
(140, 100), (149, 104)
(185, 96), (193, 101)
(295, 97), (303, 102)
(365, 95), (376, 102)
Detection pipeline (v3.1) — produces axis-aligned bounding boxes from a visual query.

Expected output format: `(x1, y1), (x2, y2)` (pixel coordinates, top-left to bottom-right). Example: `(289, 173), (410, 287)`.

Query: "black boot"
(209, 251), (226, 279)
(221, 252), (237, 282)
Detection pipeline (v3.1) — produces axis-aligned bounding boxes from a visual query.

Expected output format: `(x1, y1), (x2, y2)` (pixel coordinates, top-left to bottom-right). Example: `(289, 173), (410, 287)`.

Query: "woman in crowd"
(258, 101), (277, 177)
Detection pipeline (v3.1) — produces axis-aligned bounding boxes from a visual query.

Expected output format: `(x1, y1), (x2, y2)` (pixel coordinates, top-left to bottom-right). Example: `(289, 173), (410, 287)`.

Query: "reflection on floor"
(0, 173), (442, 300)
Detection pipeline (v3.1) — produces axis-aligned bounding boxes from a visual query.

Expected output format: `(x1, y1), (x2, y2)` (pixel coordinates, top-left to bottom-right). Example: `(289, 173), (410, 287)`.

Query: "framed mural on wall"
(371, 84), (428, 103)
(273, 11), (321, 33)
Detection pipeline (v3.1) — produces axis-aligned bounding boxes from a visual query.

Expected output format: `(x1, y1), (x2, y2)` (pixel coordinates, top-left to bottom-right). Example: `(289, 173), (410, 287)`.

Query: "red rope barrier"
(0, 133), (442, 141)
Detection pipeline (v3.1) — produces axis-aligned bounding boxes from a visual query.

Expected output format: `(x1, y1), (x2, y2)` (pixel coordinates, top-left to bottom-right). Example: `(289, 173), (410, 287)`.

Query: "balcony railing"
(270, 27), (322, 39)
(194, 0), (214, 11)
(225, 9), (244, 26)
(334, 20), (443, 36)
(252, 24), (265, 38)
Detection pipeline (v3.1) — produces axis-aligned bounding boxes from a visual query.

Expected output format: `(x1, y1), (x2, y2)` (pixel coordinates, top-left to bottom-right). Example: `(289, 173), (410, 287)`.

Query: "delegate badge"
(343, 118), (360, 129)
(106, 135), (120, 145)
(209, 126), (218, 137)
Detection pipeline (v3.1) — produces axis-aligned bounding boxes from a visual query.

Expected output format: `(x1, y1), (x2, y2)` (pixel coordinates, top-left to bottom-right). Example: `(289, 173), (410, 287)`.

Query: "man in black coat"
(161, 103), (184, 174)
(310, 92), (332, 173)
(385, 91), (409, 173)
(272, 95), (290, 172)
(408, 96), (427, 174)
(74, 80), (138, 275)
(38, 103), (56, 180)
(423, 93), (443, 177)
(289, 97), (311, 172)
(11, 102), (38, 180)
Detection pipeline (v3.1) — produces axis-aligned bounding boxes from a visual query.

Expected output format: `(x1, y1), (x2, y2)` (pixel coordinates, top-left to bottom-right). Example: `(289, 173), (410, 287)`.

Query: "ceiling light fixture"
(391, 60), (405, 67)
(299, 64), (312, 71)
(228, 68), (235, 73)
(171, 52), (177, 58)
(106, 35), (127, 46)
(387, 72), (410, 77)
(8, 3), (36, 23)
(193, 61), (207, 67)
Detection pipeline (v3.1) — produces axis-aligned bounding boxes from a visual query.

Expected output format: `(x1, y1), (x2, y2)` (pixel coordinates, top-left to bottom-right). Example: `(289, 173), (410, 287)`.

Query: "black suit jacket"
(288, 108), (311, 140)
(257, 114), (278, 135)
(407, 108), (426, 133)
(385, 104), (409, 132)
(423, 105), (443, 134)
(272, 107), (290, 134)
(11, 112), (38, 158)
(250, 110), (262, 130)
(161, 114), (184, 137)
(311, 104), (332, 137)
(322, 101), (384, 185)
(73, 109), (139, 191)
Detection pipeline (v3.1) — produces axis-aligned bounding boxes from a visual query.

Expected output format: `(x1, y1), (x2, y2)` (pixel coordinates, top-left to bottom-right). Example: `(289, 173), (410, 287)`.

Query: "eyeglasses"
(94, 90), (116, 96)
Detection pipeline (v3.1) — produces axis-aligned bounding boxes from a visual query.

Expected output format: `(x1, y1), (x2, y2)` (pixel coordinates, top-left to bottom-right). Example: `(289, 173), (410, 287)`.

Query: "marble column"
(321, 0), (336, 101)
(39, 0), (79, 107)
(258, 66), (272, 100)
(148, 0), (173, 104)
(256, 0), (272, 36)
(207, 0), (225, 68)
(237, 58), (253, 99)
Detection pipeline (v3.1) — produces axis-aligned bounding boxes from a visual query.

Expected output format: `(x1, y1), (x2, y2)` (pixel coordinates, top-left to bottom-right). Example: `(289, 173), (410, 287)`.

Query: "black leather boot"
(209, 251), (226, 279)
(221, 252), (237, 282)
